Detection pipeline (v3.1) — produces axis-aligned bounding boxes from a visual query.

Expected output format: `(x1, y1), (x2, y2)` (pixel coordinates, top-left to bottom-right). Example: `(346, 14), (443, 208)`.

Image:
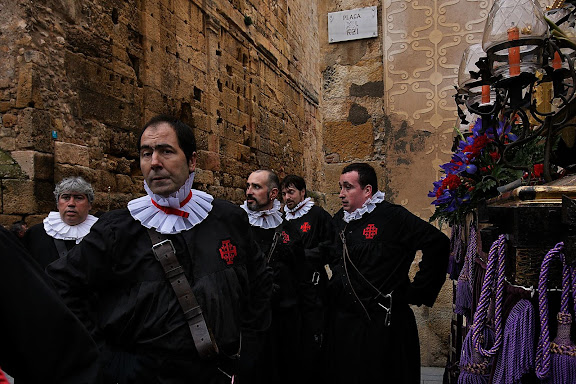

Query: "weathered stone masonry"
(0, 0), (323, 226)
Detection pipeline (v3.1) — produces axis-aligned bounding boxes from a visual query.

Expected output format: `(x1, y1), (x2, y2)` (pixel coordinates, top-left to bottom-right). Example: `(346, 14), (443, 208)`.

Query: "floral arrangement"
(429, 118), (546, 226)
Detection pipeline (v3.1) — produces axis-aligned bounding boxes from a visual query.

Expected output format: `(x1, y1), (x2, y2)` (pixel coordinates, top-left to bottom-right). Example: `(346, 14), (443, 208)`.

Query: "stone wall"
(318, 0), (489, 367)
(0, 0), (323, 226)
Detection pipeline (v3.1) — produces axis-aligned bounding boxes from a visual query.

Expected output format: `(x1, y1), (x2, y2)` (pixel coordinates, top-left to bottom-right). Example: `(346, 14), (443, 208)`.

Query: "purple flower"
(465, 163), (477, 174)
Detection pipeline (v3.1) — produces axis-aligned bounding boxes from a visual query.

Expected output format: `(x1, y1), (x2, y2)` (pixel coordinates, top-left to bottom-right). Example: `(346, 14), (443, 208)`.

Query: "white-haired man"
(24, 176), (98, 268)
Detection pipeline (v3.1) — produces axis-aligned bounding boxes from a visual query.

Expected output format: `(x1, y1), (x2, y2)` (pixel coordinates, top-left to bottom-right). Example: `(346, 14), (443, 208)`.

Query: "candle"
(552, 51), (562, 70)
(507, 25), (520, 76)
(482, 85), (490, 104)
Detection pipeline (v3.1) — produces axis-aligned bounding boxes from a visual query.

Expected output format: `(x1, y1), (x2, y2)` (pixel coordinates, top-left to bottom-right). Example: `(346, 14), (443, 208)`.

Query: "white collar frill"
(283, 197), (314, 221)
(241, 199), (283, 229)
(127, 172), (214, 235)
(44, 212), (98, 244)
(343, 190), (386, 223)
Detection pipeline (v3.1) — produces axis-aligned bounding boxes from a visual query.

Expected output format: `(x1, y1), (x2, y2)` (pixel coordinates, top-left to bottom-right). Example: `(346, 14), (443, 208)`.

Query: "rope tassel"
(448, 224), (465, 280)
(458, 325), (494, 384)
(492, 299), (536, 384)
(455, 224), (477, 320)
(536, 242), (576, 384)
(458, 234), (506, 383)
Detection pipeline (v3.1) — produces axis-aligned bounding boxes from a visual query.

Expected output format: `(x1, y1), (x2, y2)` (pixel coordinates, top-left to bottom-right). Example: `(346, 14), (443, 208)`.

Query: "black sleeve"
(0, 227), (101, 384)
(304, 208), (336, 267)
(402, 210), (450, 307)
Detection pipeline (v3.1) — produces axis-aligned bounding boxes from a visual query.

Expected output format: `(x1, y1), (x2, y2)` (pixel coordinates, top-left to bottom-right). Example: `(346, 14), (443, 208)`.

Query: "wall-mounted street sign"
(328, 6), (378, 43)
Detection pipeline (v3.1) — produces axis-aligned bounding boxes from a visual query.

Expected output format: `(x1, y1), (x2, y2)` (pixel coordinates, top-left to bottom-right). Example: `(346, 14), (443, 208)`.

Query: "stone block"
(0, 149), (25, 179)
(194, 168), (214, 185)
(2, 179), (53, 215)
(0, 101), (14, 113)
(15, 64), (43, 109)
(116, 174), (139, 194)
(323, 121), (373, 161)
(197, 149), (220, 171)
(16, 108), (53, 152)
(25, 215), (47, 227)
(54, 141), (90, 167)
(2, 113), (17, 127)
(54, 164), (98, 187)
(11, 150), (54, 180)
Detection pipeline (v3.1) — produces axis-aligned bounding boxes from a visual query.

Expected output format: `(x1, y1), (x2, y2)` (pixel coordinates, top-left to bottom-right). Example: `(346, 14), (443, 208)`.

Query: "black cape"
(0, 226), (100, 384)
(24, 222), (76, 268)
(325, 201), (449, 384)
(47, 199), (272, 384)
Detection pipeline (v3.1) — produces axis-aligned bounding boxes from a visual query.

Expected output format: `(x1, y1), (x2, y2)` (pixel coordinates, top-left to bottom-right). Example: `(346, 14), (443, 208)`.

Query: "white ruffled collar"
(128, 172), (214, 234)
(343, 190), (386, 223)
(283, 197), (314, 220)
(43, 212), (98, 244)
(241, 199), (283, 229)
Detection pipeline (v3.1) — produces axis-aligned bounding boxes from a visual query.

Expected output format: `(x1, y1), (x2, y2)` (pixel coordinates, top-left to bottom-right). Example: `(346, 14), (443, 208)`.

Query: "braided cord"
(450, 224), (464, 263)
(462, 224), (477, 282)
(535, 242), (565, 380)
(471, 234), (506, 357)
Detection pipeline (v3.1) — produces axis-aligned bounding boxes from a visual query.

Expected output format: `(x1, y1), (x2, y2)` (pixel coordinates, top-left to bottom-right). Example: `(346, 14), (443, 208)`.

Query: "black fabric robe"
(325, 201), (449, 384)
(285, 204), (334, 383)
(47, 199), (272, 384)
(245, 220), (309, 384)
(0, 226), (100, 384)
(24, 222), (76, 268)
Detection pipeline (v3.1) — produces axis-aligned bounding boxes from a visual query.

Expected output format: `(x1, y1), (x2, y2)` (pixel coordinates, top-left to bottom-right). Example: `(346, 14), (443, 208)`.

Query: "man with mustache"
(325, 163), (449, 384)
(241, 170), (309, 384)
(280, 174), (333, 384)
(47, 115), (272, 383)
(24, 176), (98, 268)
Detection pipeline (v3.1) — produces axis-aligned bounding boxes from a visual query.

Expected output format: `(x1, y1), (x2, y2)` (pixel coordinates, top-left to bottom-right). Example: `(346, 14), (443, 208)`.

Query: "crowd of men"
(1, 115), (449, 384)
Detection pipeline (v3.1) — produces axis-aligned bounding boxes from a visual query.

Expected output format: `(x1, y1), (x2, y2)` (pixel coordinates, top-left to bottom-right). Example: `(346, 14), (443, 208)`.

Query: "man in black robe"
(0, 225), (100, 384)
(24, 176), (98, 268)
(280, 174), (333, 383)
(47, 115), (272, 383)
(325, 163), (449, 384)
(241, 169), (308, 384)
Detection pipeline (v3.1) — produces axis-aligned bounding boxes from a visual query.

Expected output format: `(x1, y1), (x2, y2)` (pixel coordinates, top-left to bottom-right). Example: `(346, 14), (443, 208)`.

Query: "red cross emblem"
(363, 224), (378, 239)
(281, 231), (290, 244)
(219, 240), (237, 265)
(300, 222), (311, 233)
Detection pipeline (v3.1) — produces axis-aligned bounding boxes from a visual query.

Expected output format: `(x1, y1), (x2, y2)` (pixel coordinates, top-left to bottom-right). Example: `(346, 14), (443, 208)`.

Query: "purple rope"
(448, 224), (465, 279)
(472, 234), (506, 358)
(535, 242), (566, 380)
(455, 224), (477, 317)
(452, 224), (464, 263)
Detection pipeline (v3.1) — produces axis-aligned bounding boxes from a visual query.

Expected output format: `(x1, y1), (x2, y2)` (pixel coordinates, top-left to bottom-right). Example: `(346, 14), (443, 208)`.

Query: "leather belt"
(147, 228), (219, 359)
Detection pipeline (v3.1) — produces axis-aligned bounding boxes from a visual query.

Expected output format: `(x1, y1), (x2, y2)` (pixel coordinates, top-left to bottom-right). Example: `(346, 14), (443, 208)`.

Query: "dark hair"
(10, 220), (27, 239)
(138, 115), (197, 162)
(252, 169), (279, 191)
(280, 175), (307, 196)
(341, 163), (378, 191)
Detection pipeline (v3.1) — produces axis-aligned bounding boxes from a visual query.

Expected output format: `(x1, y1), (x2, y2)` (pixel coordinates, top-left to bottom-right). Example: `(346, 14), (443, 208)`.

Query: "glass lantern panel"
(482, 0), (549, 53)
(458, 44), (487, 88)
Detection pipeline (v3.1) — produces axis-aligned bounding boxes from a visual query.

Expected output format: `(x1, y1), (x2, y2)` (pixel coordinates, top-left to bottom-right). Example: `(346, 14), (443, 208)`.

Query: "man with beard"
(47, 115), (272, 383)
(280, 175), (333, 383)
(325, 163), (449, 384)
(241, 170), (308, 384)
(24, 176), (98, 268)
